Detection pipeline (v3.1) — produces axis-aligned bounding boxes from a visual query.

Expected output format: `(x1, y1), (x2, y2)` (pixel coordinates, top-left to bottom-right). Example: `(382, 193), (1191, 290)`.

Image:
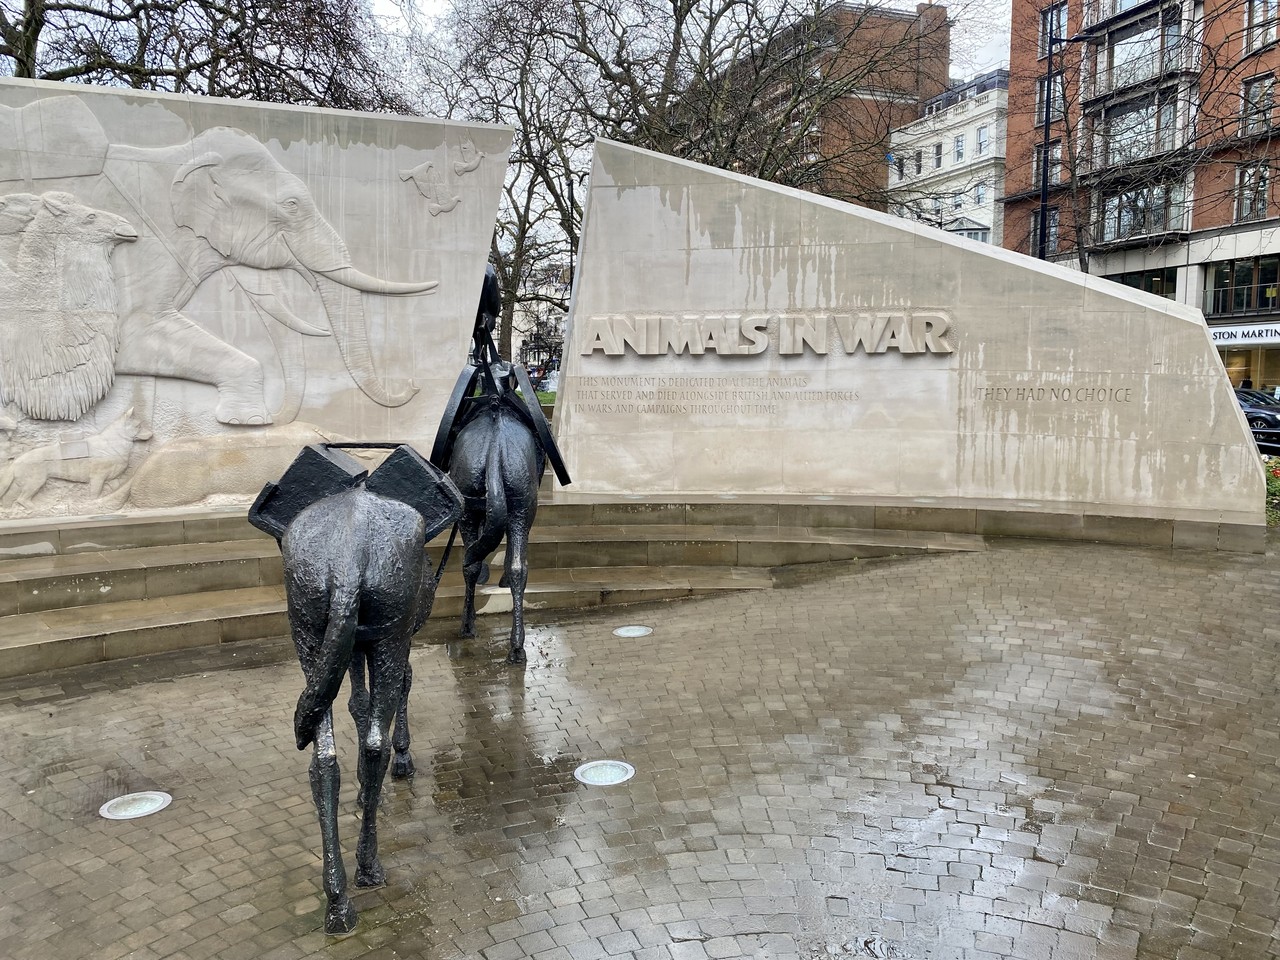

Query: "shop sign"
(1209, 322), (1280, 347)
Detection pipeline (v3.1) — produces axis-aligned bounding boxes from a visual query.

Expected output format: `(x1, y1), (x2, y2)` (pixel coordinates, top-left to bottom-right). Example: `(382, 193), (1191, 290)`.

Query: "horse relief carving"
(0, 192), (138, 421)
(0, 96), (442, 428)
(0, 407), (152, 509)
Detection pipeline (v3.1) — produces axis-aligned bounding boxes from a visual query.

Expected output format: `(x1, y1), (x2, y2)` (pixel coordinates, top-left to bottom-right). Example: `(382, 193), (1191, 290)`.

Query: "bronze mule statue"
(431, 265), (570, 664)
(249, 444), (462, 934)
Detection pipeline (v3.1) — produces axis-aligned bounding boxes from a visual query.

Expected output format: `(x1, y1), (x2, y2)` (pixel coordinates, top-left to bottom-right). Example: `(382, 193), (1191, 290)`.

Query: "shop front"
(1208, 321), (1280, 396)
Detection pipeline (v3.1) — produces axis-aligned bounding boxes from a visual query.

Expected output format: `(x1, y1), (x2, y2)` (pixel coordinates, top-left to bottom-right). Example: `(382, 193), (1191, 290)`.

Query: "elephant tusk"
(317, 266), (438, 296)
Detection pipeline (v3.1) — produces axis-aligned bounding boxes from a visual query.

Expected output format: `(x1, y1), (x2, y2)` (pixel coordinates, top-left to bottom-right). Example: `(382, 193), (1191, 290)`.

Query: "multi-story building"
(1004, 0), (1280, 391)
(888, 68), (1009, 243)
(697, 2), (950, 209)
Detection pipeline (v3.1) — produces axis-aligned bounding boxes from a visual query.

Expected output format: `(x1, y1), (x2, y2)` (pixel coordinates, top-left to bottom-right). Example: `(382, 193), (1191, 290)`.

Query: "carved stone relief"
(0, 407), (151, 509)
(0, 80), (512, 519)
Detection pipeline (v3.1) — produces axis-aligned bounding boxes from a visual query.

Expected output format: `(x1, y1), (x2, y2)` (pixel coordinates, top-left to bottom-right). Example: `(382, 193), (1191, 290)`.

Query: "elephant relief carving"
(0, 97), (440, 428)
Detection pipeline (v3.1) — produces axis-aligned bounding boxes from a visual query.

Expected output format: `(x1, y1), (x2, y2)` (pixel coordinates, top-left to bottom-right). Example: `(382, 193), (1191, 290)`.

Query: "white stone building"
(887, 68), (1008, 244)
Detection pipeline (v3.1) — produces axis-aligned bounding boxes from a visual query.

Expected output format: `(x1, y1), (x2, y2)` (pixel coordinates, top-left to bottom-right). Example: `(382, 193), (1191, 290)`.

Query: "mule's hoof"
(324, 897), (358, 935)
(507, 647), (527, 666)
(391, 753), (416, 779)
(356, 862), (386, 888)
(460, 624), (476, 639)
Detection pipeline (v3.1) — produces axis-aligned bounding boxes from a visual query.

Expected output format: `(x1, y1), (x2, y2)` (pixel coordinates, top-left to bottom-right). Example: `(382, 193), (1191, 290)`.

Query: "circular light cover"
(574, 760), (635, 786)
(99, 791), (172, 820)
(612, 624), (653, 638)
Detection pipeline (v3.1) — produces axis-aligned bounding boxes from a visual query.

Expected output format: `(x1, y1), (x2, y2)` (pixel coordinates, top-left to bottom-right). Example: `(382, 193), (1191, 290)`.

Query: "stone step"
(0, 497), (987, 558)
(0, 524), (982, 617)
(0, 565), (774, 679)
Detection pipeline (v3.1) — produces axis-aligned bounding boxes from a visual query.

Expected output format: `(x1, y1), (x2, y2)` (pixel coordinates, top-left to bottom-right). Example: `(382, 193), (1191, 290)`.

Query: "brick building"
(1004, 0), (1280, 390)
(701, 2), (950, 208)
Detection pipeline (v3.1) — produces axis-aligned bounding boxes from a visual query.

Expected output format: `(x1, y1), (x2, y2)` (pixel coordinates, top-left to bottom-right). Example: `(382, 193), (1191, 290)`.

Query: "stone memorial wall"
(554, 141), (1264, 543)
(0, 79), (510, 520)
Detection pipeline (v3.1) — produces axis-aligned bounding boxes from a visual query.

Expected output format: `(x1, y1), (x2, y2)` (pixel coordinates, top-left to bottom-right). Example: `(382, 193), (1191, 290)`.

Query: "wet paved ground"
(1, 538), (1279, 960)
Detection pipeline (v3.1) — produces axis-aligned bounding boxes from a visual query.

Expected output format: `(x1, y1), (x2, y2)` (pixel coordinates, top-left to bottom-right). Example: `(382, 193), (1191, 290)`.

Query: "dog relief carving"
(0, 407), (152, 509)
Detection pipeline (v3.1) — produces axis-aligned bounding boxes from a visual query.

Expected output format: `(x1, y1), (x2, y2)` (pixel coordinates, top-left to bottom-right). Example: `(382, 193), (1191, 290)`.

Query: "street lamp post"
(1037, 10), (1085, 259)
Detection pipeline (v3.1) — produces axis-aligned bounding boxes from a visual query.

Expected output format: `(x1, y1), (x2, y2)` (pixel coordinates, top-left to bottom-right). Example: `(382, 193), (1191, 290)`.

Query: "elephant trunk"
(316, 279), (420, 408)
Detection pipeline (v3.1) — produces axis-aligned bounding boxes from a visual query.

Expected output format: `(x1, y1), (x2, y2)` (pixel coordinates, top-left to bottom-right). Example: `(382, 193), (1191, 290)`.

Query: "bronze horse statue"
(431, 265), (570, 664)
(250, 444), (462, 934)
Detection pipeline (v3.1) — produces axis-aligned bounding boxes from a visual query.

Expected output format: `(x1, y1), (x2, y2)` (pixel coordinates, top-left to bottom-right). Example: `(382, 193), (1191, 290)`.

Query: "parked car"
(1235, 389), (1280, 429)
(1236, 387), (1280, 407)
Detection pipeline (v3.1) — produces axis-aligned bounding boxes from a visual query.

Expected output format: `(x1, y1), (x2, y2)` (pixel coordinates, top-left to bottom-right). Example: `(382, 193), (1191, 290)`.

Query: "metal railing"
(1204, 282), (1280, 317)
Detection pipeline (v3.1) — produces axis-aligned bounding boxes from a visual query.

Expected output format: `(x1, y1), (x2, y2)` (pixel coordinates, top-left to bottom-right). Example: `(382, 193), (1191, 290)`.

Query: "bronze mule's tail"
(293, 578), (360, 750)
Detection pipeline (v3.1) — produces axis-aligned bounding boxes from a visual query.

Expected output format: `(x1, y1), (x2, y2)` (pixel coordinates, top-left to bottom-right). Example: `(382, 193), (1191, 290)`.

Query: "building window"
(1104, 267), (1177, 299)
(896, 156), (906, 180)
(1099, 182), (1187, 241)
(953, 192), (964, 210)
(1032, 207), (1059, 256)
(1098, 14), (1181, 94)
(1097, 90), (1178, 166)
(1248, 0), (1278, 51)
(1205, 256), (1280, 315)
(1039, 1), (1068, 56)
(933, 142), (943, 168)
(1243, 75), (1275, 135)
(976, 125), (990, 155)
(954, 228), (991, 242)
(914, 150), (923, 174)
(974, 182), (987, 205)
(953, 135), (965, 162)
(1089, 0), (1154, 24)
(931, 197), (943, 220)
(1237, 163), (1270, 222)
(1037, 72), (1065, 122)
(1035, 140), (1063, 185)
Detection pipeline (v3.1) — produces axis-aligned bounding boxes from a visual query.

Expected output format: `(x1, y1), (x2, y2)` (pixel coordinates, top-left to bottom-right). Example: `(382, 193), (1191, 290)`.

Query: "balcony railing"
(1083, 0), (1170, 29)
(1204, 282), (1280, 317)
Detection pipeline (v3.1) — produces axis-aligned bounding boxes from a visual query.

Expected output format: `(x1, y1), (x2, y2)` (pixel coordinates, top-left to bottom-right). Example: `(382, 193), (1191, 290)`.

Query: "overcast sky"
(377, 0), (1012, 85)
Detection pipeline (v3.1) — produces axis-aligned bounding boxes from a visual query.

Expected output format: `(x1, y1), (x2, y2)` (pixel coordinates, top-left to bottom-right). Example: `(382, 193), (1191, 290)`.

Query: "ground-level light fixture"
(99, 791), (172, 820)
(574, 760), (636, 786)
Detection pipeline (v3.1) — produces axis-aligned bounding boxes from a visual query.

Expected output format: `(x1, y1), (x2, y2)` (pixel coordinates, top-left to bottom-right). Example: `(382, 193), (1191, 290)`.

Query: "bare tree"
(421, 0), (958, 360)
(0, 0), (412, 111)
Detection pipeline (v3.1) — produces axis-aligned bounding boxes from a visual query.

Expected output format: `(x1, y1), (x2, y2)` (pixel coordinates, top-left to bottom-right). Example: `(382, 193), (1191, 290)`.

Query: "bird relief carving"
(400, 161), (461, 216)
(454, 138), (485, 176)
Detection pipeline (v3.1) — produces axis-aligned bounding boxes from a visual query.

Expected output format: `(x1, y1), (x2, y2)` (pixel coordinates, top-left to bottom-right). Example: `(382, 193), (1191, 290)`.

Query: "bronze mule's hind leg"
(391, 663), (415, 779)
(353, 640), (408, 889)
(308, 709), (357, 934)
(353, 649), (415, 781)
(460, 509), (500, 639)
(503, 518), (531, 665)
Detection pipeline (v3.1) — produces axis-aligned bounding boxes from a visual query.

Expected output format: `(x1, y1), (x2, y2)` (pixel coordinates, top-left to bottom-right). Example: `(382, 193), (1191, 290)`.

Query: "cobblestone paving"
(1, 539), (1279, 960)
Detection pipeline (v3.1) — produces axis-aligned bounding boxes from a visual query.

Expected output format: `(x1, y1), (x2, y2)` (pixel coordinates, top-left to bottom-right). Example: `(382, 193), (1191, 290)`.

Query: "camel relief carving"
(0, 96), (439, 427)
(0, 192), (138, 421)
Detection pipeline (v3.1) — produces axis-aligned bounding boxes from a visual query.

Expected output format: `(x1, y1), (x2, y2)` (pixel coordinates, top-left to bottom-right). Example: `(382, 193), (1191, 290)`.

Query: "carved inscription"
(580, 311), (954, 357)
(977, 386), (1135, 404)
(570, 375), (861, 416)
